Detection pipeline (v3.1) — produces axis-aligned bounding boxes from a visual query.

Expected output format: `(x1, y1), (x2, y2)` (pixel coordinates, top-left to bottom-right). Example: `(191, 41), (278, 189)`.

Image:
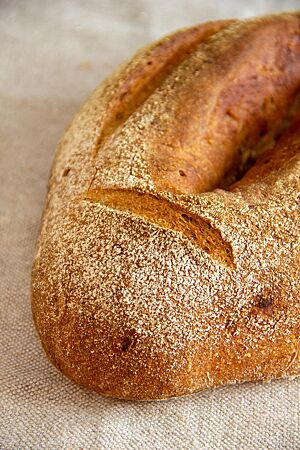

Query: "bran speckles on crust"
(32, 13), (300, 400)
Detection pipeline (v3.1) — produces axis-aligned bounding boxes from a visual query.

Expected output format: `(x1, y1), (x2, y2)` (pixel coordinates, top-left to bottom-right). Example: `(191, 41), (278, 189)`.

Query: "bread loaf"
(31, 12), (300, 400)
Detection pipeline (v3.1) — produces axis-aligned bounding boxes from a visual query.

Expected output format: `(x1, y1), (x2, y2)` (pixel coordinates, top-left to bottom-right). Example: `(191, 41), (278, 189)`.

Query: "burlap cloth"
(1, 1), (299, 448)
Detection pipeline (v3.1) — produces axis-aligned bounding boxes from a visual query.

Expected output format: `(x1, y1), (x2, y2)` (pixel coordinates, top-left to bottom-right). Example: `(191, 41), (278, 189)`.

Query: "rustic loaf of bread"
(32, 12), (300, 400)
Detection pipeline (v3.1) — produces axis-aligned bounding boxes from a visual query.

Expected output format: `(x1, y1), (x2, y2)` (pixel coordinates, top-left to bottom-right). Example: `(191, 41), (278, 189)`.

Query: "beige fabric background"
(1, 1), (299, 448)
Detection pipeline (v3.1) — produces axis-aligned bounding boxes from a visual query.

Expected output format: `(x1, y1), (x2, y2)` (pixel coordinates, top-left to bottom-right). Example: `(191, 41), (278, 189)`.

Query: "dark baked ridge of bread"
(90, 12), (300, 195)
(91, 20), (233, 158)
(231, 109), (300, 188)
(31, 13), (300, 400)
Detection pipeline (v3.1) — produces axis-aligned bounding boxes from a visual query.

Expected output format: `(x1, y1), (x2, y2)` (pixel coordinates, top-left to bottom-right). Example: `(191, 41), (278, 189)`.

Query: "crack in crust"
(85, 188), (235, 269)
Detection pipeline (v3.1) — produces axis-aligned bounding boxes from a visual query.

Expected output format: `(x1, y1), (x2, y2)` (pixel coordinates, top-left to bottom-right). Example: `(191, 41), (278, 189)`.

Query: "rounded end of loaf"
(31, 195), (300, 399)
(31, 199), (226, 400)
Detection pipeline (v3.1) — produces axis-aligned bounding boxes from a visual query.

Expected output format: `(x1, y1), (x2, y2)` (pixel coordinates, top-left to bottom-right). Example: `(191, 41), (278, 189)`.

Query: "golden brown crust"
(32, 12), (300, 400)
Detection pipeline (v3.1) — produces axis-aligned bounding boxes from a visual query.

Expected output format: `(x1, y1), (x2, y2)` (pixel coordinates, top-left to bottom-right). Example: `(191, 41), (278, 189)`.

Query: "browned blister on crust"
(32, 13), (300, 400)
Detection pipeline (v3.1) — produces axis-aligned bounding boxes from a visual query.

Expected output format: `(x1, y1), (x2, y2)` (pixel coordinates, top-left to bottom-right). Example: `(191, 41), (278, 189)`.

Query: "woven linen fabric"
(1, 1), (300, 448)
